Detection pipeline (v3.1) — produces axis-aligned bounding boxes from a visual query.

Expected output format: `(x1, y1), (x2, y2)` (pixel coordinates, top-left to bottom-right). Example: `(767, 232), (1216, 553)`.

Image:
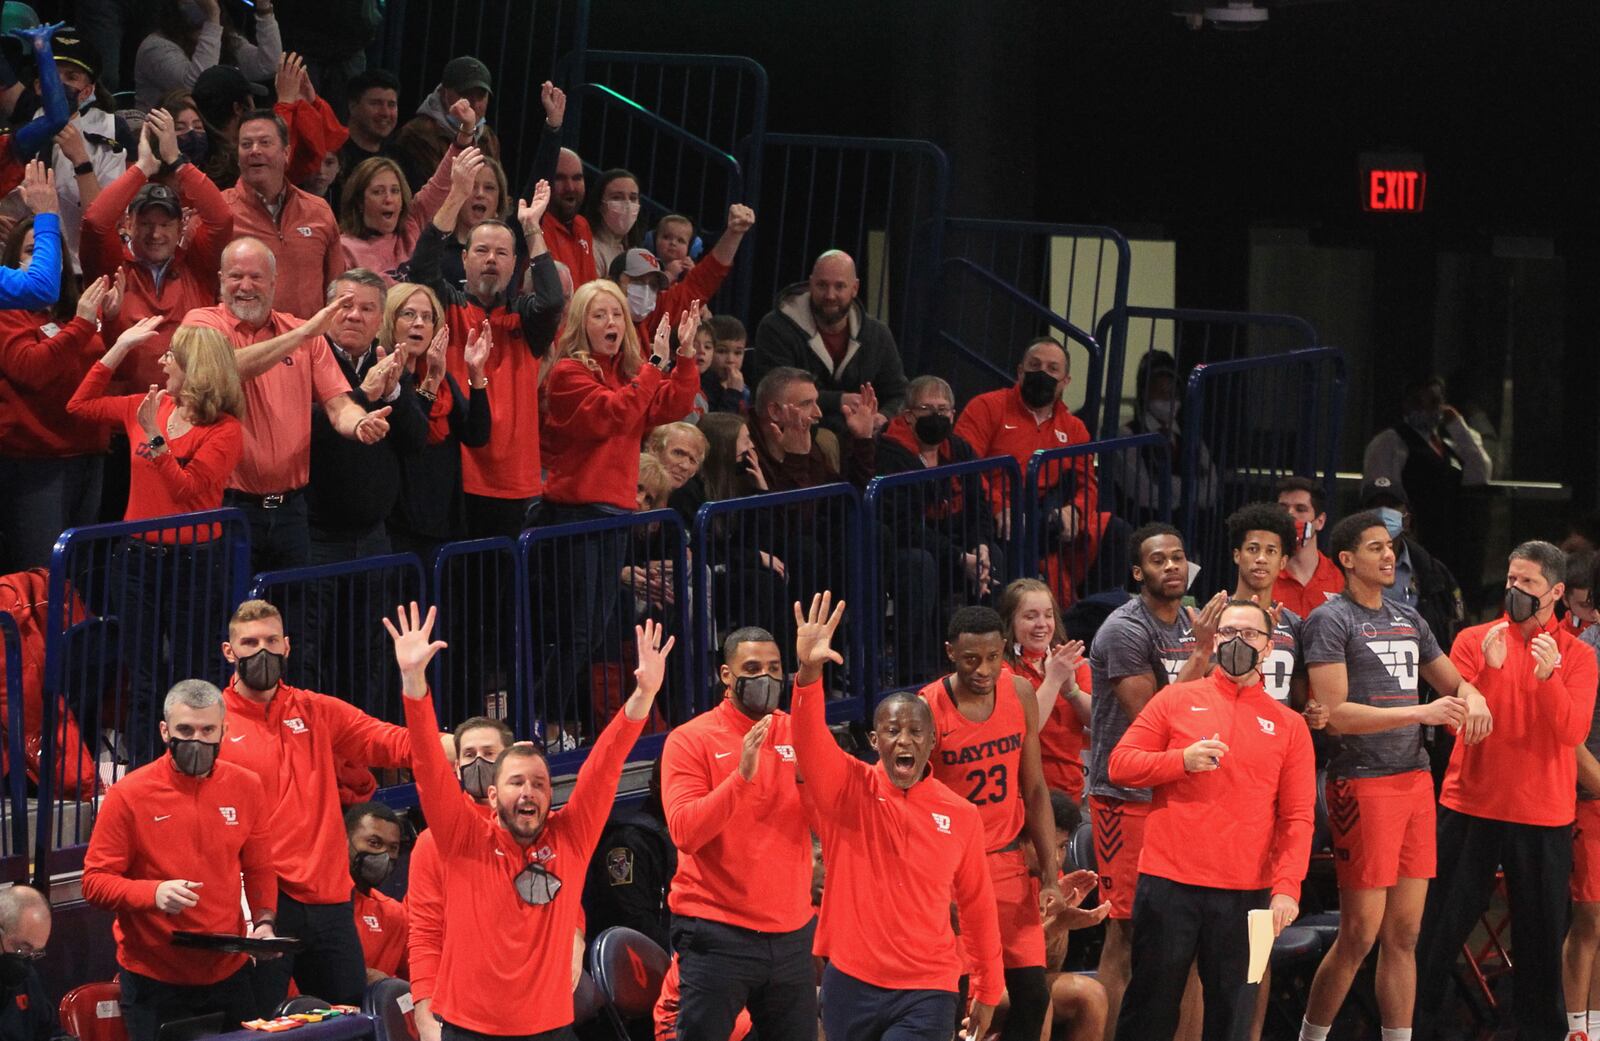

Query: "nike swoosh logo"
(1188, 706), (1209, 712)
(939, 730), (957, 738)
(154, 815), (171, 821)
(230, 735), (246, 742)
(715, 752), (733, 759)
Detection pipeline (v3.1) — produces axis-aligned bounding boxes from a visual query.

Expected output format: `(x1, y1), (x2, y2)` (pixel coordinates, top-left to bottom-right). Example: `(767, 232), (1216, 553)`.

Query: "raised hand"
(57, 121), (90, 167)
(1481, 621), (1509, 669)
(650, 316), (672, 367)
(104, 267), (127, 320)
(1187, 591), (1229, 648)
(136, 385), (163, 437)
(382, 602), (449, 698)
(1531, 632), (1560, 680)
(1043, 640), (1086, 688)
(739, 714), (772, 782)
(76, 275), (111, 323)
(725, 203), (755, 234)
(517, 181), (551, 232)
(449, 147), (485, 198)
(108, 314), (164, 357)
(450, 97), (478, 136)
(19, 160), (57, 215)
(540, 81), (567, 128)
(627, 619), (677, 716)
(464, 319), (492, 381)
(148, 107), (180, 165)
(794, 592), (846, 685)
(841, 381), (878, 440)
(275, 53), (305, 104)
(675, 301), (702, 355)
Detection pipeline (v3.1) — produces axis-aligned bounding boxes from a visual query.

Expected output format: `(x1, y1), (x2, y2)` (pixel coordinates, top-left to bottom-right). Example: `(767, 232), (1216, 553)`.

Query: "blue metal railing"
(1022, 434), (1173, 604)
(519, 510), (695, 772)
(1, 611), (27, 883)
(1093, 306), (1321, 440)
(1180, 348), (1348, 595)
(693, 485), (867, 721)
(863, 456), (1023, 700)
(430, 538), (522, 732)
(940, 220), (1131, 431)
(38, 509), (252, 878)
(753, 135), (951, 365)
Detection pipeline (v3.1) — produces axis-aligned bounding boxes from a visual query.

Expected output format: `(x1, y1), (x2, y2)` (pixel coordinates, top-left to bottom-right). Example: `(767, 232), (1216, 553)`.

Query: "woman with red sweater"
(534, 279), (701, 737)
(999, 578), (1093, 802)
(67, 321), (245, 760)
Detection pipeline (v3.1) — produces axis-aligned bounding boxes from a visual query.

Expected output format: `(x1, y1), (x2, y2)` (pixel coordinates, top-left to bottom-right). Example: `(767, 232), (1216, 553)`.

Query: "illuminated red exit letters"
(1367, 169), (1425, 212)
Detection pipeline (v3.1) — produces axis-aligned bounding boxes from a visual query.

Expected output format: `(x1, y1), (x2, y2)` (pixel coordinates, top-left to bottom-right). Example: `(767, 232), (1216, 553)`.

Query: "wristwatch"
(73, 160), (95, 177)
(146, 435), (166, 453)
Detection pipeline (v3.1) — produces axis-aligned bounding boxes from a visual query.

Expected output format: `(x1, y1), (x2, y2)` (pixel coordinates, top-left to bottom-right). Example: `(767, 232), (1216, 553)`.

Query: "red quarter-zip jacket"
(405, 691), (643, 1034)
(219, 680), (411, 904)
(352, 886), (408, 978)
(792, 677), (1004, 1003)
(1108, 669), (1315, 900)
(405, 791), (491, 1003)
(1443, 614), (1599, 826)
(660, 698), (813, 933)
(82, 755), (276, 984)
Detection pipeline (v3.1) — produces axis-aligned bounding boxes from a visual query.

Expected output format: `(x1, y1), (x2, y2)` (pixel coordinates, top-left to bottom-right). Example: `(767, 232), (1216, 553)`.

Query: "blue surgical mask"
(1376, 507), (1404, 538)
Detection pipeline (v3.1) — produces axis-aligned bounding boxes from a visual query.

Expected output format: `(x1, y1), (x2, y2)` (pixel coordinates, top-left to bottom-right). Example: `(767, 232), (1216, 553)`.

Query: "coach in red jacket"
(82, 680), (277, 1041)
(79, 107), (233, 391)
(1108, 599), (1315, 1041)
(1413, 541), (1599, 1041)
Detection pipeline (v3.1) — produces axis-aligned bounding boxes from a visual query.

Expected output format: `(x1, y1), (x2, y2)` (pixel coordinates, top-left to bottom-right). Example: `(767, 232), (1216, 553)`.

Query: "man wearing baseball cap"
(191, 64), (270, 140)
(80, 106), (234, 390)
(396, 55), (501, 192)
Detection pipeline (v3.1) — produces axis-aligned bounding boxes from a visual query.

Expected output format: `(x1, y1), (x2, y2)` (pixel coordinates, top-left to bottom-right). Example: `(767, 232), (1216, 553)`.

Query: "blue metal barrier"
(1022, 435), (1174, 605)
(693, 485), (867, 723)
(1, 611), (27, 883)
(248, 554), (427, 731)
(863, 457), (1023, 700)
(37, 509), (252, 878)
(520, 510), (694, 773)
(376, 0), (591, 188)
(1092, 306), (1321, 440)
(562, 83), (746, 306)
(1179, 348), (1348, 595)
(430, 538), (522, 732)
(940, 220), (1131, 430)
(753, 135), (950, 365)
(932, 258), (1105, 420)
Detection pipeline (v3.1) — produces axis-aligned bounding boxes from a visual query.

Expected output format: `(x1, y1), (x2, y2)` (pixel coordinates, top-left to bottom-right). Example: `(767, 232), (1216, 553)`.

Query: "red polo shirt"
(955, 383), (1099, 522)
(1273, 553), (1344, 620)
(353, 887), (409, 978)
(223, 180), (343, 321)
(541, 212), (598, 288)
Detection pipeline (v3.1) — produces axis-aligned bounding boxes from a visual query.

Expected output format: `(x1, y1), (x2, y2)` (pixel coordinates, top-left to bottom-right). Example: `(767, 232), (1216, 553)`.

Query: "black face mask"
(913, 414), (953, 446)
(235, 648), (285, 690)
(1019, 370), (1060, 409)
(0, 952), (31, 988)
(1216, 636), (1259, 678)
(459, 757), (497, 800)
(168, 737), (219, 777)
(732, 674), (786, 718)
(177, 129), (209, 166)
(1504, 585), (1543, 624)
(351, 850), (394, 889)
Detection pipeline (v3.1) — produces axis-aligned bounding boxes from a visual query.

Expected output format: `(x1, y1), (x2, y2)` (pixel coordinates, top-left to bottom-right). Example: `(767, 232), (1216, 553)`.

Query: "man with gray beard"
(184, 237), (395, 572)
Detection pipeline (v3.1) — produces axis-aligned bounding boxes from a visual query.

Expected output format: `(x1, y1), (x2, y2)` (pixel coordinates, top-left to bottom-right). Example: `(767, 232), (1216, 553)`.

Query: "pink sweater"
(339, 143), (459, 286)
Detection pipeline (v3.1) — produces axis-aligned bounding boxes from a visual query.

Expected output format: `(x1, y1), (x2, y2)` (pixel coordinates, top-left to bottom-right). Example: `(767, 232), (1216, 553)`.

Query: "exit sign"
(1360, 153), (1426, 213)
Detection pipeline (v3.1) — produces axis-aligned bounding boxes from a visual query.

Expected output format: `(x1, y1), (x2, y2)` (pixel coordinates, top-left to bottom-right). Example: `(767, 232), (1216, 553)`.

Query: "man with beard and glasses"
(185, 236), (393, 573)
(956, 338), (1129, 605)
(223, 110), (343, 320)
(1414, 541), (1597, 1041)
(80, 106), (234, 390)
(918, 606), (1067, 1041)
(407, 714), (513, 1041)
(791, 592), (1004, 1041)
(82, 680), (277, 1041)
(659, 626), (815, 1041)
(749, 250), (907, 442)
(1087, 523), (1222, 1040)
(392, 602), (675, 1040)
(1107, 600), (1315, 1041)
(215, 599), (412, 1010)
(411, 154), (562, 540)
(345, 801), (407, 983)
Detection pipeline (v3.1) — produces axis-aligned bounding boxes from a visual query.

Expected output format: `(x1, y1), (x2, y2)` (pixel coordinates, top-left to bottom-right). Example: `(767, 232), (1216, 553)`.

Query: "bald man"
(183, 239), (395, 573)
(541, 147), (597, 287)
(750, 250), (908, 442)
(0, 886), (54, 1041)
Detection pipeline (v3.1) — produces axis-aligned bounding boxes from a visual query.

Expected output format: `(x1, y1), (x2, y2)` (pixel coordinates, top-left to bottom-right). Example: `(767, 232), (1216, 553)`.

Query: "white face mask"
(625, 281), (657, 321)
(602, 199), (640, 237)
(1146, 399), (1178, 425)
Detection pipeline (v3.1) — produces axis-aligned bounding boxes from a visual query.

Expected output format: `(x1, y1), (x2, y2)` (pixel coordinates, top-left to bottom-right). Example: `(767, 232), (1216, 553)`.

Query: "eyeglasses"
(513, 861), (563, 906)
(159, 350), (174, 362)
(909, 403), (954, 417)
(0, 928), (44, 961)
(1217, 626), (1269, 642)
(396, 309), (435, 324)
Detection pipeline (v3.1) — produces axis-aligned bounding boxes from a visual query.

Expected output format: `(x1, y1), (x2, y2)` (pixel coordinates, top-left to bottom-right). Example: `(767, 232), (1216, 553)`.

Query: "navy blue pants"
(821, 964), (959, 1041)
